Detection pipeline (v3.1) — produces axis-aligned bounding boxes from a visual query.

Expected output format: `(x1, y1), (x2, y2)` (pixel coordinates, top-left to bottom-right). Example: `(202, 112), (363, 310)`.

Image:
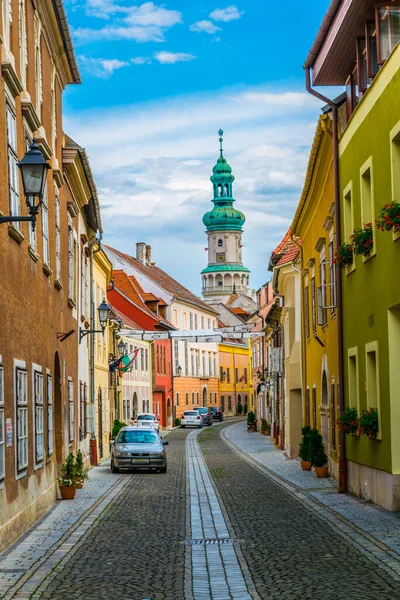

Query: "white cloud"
(190, 20), (222, 34)
(131, 56), (151, 64)
(73, 2), (182, 44)
(64, 85), (322, 291)
(78, 56), (130, 77)
(154, 51), (197, 64)
(210, 5), (243, 22)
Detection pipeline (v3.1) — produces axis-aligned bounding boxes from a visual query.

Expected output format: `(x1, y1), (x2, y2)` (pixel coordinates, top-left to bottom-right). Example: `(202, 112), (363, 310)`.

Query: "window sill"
(43, 263), (52, 277)
(362, 250), (376, 263)
(393, 228), (400, 242)
(67, 298), (76, 309)
(54, 278), (63, 291)
(346, 263), (356, 275)
(8, 224), (24, 244)
(28, 246), (40, 263)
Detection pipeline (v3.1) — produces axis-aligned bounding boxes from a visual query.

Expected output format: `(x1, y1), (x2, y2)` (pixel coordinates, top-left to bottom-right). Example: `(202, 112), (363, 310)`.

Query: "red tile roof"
(276, 245), (300, 266)
(106, 245), (218, 315)
(109, 305), (141, 330)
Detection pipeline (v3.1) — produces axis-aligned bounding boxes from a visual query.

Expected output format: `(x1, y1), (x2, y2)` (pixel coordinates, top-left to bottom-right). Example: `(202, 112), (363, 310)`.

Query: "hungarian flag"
(117, 348), (140, 376)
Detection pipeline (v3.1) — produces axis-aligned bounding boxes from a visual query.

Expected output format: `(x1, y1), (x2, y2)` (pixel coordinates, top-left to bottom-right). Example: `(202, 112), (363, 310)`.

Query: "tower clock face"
(216, 252), (225, 263)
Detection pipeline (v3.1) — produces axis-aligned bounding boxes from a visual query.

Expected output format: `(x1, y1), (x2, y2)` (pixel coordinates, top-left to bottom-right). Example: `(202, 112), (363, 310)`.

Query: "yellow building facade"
(291, 114), (339, 478)
(93, 249), (113, 462)
(218, 342), (253, 415)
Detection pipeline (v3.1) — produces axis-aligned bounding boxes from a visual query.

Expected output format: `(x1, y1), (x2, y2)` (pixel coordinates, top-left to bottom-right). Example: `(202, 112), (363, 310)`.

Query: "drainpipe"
(304, 67), (346, 493)
(88, 235), (102, 465)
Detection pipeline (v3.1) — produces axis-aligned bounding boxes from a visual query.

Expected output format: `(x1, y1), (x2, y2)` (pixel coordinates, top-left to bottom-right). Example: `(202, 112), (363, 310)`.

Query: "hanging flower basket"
(376, 202), (400, 232)
(337, 406), (359, 434)
(359, 407), (379, 439)
(351, 223), (373, 257)
(333, 243), (354, 269)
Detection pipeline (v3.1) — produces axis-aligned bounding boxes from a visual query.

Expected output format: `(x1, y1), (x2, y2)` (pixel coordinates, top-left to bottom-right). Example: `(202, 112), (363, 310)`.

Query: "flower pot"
(59, 486), (77, 499)
(300, 461), (312, 471)
(76, 479), (84, 489)
(315, 466), (329, 478)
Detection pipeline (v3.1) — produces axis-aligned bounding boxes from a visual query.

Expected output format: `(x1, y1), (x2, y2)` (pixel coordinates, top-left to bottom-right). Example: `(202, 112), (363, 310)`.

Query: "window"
(304, 285), (310, 339)
(202, 353), (206, 376)
(343, 183), (354, 243)
(55, 187), (61, 281)
(312, 386), (317, 429)
(376, 3), (400, 64)
(184, 341), (189, 375)
(214, 393), (217, 404)
(6, 105), (20, 222)
(192, 392), (195, 405)
(156, 346), (160, 374)
(244, 368), (248, 384)
(226, 368), (230, 383)
(360, 159), (375, 256)
(176, 392), (180, 406)
(208, 318), (211, 329)
(79, 382), (84, 441)
(209, 354), (212, 377)
(190, 313), (194, 329)
(42, 185), (50, 267)
(16, 368), (28, 470)
(0, 365), (4, 480)
(235, 368), (239, 383)
(305, 388), (310, 426)
(191, 352), (195, 376)
(145, 349), (149, 372)
(186, 392), (189, 406)
(220, 366), (224, 381)
(366, 342), (380, 414)
(319, 254), (327, 325)
(331, 381), (336, 451)
(68, 220), (74, 301)
(141, 348), (144, 370)
(68, 380), (74, 442)
(311, 277), (316, 334)
(210, 392), (212, 405)
(196, 351), (200, 376)
(196, 392), (199, 405)
(218, 239), (223, 247)
(174, 340), (179, 373)
(213, 355), (217, 377)
(34, 14), (42, 113)
(51, 65), (57, 151)
(80, 251), (85, 317)
(366, 20), (378, 78)
(228, 396), (232, 411)
(201, 316), (204, 329)
(19, 0), (27, 88)
(357, 37), (368, 93)
(221, 396), (225, 412)
(348, 348), (360, 414)
(195, 315), (198, 330)
(328, 242), (336, 308)
(34, 371), (44, 462)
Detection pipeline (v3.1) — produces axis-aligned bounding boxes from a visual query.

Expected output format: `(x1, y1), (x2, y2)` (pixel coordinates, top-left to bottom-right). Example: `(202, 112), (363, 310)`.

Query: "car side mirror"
(110, 439), (115, 445)
(162, 440), (169, 446)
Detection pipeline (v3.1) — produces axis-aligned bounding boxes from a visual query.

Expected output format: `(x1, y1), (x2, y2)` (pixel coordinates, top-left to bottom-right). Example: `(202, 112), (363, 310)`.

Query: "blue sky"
(63, 1), (333, 294)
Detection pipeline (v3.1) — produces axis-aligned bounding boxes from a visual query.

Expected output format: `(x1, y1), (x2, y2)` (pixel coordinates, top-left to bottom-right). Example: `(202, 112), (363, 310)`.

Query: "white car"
(133, 413), (160, 432)
(180, 410), (203, 428)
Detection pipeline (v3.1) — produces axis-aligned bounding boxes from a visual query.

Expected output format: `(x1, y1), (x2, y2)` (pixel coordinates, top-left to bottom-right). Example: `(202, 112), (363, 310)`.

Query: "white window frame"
(6, 104), (20, 223)
(47, 373), (53, 456)
(55, 186), (61, 281)
(68, 218), (74, 301)
(68, 379), (74, 442)
(0, 361), (4, 481)
(33, 367), (44, 465)
(41, 184), (50, 267)
(19, 0), (28, 89)
(15, 364), (28, 473)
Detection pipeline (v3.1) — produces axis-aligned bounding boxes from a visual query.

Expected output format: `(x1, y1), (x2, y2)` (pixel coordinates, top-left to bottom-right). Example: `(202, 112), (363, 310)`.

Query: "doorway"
(54, 352), (63, 467)
(98, 388), (103, 459)
(321, 371), (329, 450)
(132, 392), (138, 420)
(202, 387), (207, 407)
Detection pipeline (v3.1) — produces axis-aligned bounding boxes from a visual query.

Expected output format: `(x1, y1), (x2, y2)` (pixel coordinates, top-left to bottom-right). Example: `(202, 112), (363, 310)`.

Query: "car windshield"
(184, 411), (199, 416)
(210, 408), (219, 412)
(196, 408), (208, 414)
(137, 415), (155, 421)
(117, 430), (159, 444)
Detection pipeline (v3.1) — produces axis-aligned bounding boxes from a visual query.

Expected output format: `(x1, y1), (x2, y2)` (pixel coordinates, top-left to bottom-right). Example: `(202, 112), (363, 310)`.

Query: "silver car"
(111, 426), (168, 473)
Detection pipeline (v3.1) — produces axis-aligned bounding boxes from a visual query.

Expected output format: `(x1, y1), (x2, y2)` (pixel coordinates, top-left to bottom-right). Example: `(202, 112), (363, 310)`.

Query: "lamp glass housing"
(177, 365), (182, 376)
(98, 298), (110, 328)
(18, 140), (49, 199)
(118, 339), (127, 356)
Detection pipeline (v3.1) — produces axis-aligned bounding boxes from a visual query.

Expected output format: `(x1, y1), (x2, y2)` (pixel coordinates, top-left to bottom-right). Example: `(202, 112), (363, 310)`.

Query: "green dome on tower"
(203, 129), (245, 232)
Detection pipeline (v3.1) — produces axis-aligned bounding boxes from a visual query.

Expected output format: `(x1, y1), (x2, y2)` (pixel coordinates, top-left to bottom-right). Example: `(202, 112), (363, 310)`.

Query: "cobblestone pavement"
(224, 421), (400, 579)
(200, 422), (400, 599)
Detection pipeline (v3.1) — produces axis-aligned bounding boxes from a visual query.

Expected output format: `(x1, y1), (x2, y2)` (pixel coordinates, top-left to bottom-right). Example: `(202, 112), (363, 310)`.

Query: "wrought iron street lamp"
(79, 298), (111, 343)
(177, 365), (182, 377)
(221, 370), (227, 381)
(118, 339), (127, 357)
(0, 139), (49, 229)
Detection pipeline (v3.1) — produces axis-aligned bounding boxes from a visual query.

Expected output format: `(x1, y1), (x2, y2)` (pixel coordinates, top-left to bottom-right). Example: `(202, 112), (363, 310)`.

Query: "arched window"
(225, 184), (229, 196)
(19, 0), (28, 89)
(218, 239), (223, 247)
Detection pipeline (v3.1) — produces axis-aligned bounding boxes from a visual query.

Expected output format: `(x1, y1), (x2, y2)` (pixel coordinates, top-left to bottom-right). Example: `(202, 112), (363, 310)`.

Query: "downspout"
(256, 310), (265, 418)
(290, 238), (305, 455)
(89, 235), (103, 445)
(304, 67), (346, 493)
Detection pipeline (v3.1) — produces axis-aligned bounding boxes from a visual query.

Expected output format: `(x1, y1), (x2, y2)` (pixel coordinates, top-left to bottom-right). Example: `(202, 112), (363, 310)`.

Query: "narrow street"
(2, 422), (400, 600)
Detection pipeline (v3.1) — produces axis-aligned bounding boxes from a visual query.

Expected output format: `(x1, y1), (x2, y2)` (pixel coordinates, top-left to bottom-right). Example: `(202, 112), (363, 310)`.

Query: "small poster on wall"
(6, 418), (12, 447)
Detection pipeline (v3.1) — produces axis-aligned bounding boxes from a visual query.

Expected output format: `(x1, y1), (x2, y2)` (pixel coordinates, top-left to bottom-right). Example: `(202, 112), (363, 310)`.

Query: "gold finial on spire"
(218, 129), (223, 156)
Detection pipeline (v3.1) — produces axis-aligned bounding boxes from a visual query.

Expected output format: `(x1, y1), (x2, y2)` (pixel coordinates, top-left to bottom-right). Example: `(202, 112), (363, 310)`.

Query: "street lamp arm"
(0, 214), (37, 227)
(79, 328), (105, 343)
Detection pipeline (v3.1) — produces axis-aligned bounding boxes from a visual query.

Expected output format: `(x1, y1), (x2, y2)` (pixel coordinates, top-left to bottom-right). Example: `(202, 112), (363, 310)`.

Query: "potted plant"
(111, 419), (127, 440)
(58, 453), (78, 499)
(75, 449), (89, 489)
(243, 404), (248, 415)
(175, 417), (181, 427)
(333, 243), (353, 269)
(309, 429), (329, 478)
(337, 406), (359, 434)
(237, 403), (243, 415)
(376, 201), (400, 232)
(247, 411), (257, 432)
(260, 419), (270, 435)
(359, 407), (379, 439)
(351, 223), (373, 257)
(298, 426), (312, 470)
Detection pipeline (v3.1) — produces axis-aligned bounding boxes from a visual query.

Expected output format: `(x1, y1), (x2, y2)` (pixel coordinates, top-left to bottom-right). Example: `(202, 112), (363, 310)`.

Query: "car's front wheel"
(111, 459), (119, 473)
(159, 465), (167, 473)
(180, 425), (185, 428)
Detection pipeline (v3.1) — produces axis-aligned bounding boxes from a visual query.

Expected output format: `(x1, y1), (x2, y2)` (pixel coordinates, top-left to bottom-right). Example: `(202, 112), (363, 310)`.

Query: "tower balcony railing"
(202, 284), (248, 294)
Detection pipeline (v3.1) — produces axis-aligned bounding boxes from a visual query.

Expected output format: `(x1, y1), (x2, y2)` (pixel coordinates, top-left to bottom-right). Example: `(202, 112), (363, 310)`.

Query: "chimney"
(145, 245), (151, 266)
(136, 242), (146, 264)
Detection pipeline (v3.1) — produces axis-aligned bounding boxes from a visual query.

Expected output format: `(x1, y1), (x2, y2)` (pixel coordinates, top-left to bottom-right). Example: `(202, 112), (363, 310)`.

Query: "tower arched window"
(225, 184), (229, 196)
(218, 239), (223, 247)
(218, 184), (222, 197)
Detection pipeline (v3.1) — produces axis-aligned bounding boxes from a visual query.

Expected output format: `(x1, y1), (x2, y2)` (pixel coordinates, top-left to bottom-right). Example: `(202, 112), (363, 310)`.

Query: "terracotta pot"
(76, 479), (84, 489)
(300, 461), (312, 471)
(59, 486), (77, 499)
(315, 466), (329, 478)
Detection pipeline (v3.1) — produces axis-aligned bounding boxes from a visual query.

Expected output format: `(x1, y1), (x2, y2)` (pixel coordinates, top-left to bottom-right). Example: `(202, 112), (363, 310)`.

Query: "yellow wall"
(218, 343), (253, 414)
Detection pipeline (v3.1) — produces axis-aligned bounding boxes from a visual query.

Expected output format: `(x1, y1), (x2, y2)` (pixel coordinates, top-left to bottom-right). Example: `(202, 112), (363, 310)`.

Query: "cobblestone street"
(2, 422), (400, 599)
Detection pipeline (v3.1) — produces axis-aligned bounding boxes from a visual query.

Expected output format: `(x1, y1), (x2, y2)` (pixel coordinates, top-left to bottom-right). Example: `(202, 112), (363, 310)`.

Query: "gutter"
(51, 0), (81, 84)
(304, 67), (346, 493)
(304, 0), (342, 71)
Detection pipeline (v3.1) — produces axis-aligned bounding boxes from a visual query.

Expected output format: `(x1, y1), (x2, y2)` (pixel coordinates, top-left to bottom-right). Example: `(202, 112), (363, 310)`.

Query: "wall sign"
(6, 418), (12, 447)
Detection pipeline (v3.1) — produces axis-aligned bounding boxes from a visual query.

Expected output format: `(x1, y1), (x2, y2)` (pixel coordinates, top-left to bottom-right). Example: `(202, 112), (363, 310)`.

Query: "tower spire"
(218, 129), (223, 157)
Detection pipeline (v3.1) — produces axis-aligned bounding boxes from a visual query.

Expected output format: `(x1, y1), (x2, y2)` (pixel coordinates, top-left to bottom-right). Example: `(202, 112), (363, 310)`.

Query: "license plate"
(132, 458), (149, 464)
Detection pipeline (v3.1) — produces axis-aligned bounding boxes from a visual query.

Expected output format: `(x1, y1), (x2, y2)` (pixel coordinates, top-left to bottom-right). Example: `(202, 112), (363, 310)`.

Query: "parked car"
(180, 410), (203, 428)
(194, 407), (213, 426)
(210, 407), (224, 421)
(111, 426), (168, 473)
(133, 413), (160, 432)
